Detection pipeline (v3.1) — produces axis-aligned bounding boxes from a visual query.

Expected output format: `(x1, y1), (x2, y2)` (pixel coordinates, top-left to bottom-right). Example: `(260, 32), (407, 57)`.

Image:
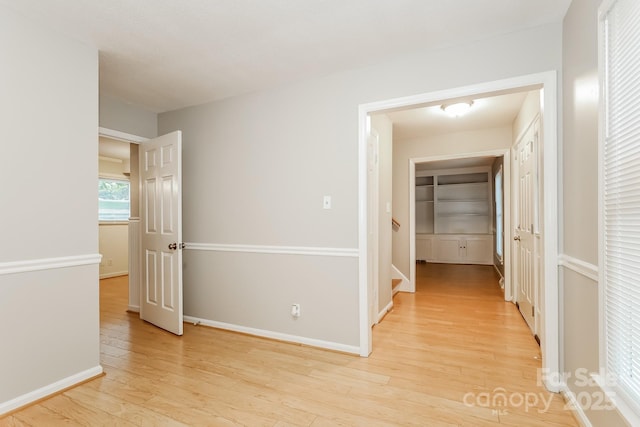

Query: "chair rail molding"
(0, 254), (102, 276)
(186, 243), (358, 258)
(558, 254), (598, 282)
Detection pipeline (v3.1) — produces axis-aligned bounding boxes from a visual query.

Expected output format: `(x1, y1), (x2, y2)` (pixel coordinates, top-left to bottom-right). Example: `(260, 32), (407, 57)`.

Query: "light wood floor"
(1, 263), (578, 426)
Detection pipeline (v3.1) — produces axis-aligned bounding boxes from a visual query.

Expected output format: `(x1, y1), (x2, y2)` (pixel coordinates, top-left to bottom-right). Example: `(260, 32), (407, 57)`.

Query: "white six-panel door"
(139, 131), (183, 335)
(514, 125), (537, 333)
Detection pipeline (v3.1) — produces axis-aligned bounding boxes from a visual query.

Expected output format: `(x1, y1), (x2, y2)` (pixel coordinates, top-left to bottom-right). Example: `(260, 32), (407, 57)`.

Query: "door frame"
(357, 71), (560, 392)
(408, 150), (511, 297)
(367, 127), (380, 327)
(98, 127), (147, 313)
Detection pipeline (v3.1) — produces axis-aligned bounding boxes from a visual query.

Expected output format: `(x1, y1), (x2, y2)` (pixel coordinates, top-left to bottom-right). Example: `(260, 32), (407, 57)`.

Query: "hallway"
(370, 263), (574, 425)
(1, 265), (577, 426)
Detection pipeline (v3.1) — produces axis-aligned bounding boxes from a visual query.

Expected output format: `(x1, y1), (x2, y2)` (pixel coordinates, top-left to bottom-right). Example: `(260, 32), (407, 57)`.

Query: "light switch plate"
(323, 196), (332, 209)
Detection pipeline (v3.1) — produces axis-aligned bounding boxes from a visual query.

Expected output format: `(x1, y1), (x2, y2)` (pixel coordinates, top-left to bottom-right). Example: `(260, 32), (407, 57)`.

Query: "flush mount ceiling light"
(441, 101), (474, 117)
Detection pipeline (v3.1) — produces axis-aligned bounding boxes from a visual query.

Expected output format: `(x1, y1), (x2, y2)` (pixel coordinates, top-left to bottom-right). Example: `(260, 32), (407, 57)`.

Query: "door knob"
(514, 235), (521, 241)
(168, 242), (177, 250)
(179, 243), (186, 249)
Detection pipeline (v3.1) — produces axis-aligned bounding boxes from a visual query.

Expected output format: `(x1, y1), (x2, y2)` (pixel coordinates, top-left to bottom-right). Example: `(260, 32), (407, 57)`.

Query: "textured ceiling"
(1, 0), (571, 113)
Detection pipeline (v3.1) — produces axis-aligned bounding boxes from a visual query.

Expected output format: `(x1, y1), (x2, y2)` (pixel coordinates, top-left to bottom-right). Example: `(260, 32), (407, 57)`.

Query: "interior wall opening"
(359, 72), (559, 391)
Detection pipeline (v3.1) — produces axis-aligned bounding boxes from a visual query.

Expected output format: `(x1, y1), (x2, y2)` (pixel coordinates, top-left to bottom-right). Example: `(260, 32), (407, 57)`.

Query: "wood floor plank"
(1, 266), (579, 426)
(9, 404), (73, 426)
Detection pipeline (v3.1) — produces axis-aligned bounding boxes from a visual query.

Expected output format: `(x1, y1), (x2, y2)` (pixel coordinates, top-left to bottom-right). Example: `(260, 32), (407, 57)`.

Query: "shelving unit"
(415, 176), (434, 234)
(435, 173), (490, 234)
(415, 167), (493, 265)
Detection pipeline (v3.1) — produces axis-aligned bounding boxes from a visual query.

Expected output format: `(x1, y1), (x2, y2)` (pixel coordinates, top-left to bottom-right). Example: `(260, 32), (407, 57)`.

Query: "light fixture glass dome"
(441, 101), (473, 117)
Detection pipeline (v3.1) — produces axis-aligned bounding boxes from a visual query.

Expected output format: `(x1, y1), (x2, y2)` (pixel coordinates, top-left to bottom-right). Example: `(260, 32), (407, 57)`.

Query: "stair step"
(392, 279), (402, 288)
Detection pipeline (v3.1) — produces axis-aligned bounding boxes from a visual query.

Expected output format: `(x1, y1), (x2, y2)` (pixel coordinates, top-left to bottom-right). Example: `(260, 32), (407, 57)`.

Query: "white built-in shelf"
(416, 167), (493, 237)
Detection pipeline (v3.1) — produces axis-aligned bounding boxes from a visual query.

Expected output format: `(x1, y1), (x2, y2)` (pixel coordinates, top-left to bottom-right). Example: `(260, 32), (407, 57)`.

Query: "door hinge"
(532, 306), (535, 317)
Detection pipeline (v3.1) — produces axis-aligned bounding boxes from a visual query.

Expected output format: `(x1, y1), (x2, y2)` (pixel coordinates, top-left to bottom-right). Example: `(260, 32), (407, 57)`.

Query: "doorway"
(98, 136), (133, 281)
(99, 127), (146, 312)
(408, 153), (510, 294)
(358, 71), (560, 391)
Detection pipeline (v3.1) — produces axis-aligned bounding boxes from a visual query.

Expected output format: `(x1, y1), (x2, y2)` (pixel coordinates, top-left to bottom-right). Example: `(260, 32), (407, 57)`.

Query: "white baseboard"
(377, 300), (394, 323)
(127, 305), (140, 313)
(99, 271), (128, 279)
(183, 315), (359, 355)
(559, 383), (593, 427)
(493, 263), (504, 279)
(392, 264), (411, 292)
(0, 365), (103, 416)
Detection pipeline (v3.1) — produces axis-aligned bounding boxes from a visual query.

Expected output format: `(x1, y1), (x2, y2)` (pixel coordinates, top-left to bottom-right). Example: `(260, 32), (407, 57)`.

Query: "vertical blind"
(603, 0), (640, 411)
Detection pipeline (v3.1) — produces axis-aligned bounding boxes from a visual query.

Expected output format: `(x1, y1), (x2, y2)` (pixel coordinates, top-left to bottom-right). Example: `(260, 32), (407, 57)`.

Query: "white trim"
(377, 300), (394, 323)
(99, 221), (129, 226)
(502, 151), (513, 302)
(128, 218), (141, 314)
(559, 383), (593, 427)
(358, 71), (559, 383)
(0, 365), (103, 416)
(540, 72), (560, 392)
(358, 107), (371, 357)
(598, 0), (607, 397)
(392, 264), (410, 293)
(186, 243), (359, 258)
(408, 160), (416, 293)
(0, 254), (102, 276)
(127, 305), (140, 313)
(99, 271), (128, 279)
(493, 264), (504, 279)
(98, 127), (148, 143)
(558, 254), (599, 282)
(183, 316), (359, 355)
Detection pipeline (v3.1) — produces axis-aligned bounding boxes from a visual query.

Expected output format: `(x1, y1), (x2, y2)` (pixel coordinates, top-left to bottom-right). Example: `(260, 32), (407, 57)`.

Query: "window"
(495, 166), (503, 260)
(601, 0), (640, 418)
(99, 178), (130, 221)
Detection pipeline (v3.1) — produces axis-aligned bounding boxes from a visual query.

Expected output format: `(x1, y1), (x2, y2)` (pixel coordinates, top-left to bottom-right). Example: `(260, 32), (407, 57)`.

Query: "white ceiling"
(2, 0), (571, 113)
(385, 90), (534, 140)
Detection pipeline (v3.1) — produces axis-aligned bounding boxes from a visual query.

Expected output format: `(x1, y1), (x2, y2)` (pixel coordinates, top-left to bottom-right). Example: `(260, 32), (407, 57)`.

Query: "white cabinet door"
(432, 234), (493, 264)
(435, 236), (461, 263)
(416, 234), (434, 261)
(464, 237), (493, 264)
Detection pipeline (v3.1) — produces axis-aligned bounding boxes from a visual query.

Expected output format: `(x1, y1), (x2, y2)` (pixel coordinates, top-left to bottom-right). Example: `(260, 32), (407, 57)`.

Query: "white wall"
(0, 5), (100, 412)
(392, 127), (513, 278)
(371, 114), (393, 315)
(159, 24), (562, 350)
(100, 94), (157, 139)
(98, 224), (128, 278)
(513, 91), (542, 141)
(562, 1), (627, 425)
